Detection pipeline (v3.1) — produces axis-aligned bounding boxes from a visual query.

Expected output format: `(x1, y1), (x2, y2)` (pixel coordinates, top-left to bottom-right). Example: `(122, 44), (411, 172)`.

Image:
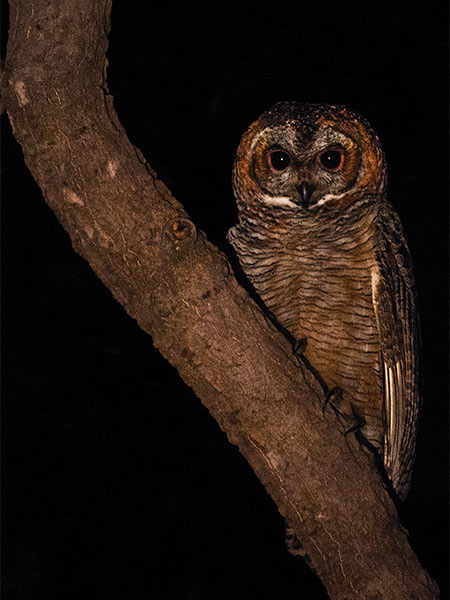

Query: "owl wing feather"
(372, 201), (421, 500)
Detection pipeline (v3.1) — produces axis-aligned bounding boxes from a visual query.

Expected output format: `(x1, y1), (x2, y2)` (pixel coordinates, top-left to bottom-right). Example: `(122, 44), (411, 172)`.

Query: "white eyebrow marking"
(249, 127), (272, 153)
(313, 191), (347, 207)
(260, 194), (298, 208)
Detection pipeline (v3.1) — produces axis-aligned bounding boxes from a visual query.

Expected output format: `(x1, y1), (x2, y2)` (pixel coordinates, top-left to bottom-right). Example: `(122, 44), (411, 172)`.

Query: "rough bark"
(2, 1), (439, 598)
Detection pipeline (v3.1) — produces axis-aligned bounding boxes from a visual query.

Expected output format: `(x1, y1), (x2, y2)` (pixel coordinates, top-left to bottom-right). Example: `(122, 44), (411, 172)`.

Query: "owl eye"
(319, 149), (344, 171)
(268, 149), (291, 171)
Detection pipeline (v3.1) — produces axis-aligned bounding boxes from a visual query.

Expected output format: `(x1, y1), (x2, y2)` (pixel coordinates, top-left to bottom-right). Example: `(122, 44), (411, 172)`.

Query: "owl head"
(233, 102), (387, 213)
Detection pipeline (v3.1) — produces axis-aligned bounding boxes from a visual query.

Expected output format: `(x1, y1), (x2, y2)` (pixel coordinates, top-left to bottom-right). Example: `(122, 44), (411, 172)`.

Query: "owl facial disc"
(232, 102), (387, 214)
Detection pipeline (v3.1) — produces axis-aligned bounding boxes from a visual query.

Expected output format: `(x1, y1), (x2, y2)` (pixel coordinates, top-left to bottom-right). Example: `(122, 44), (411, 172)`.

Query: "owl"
(228, 102), (420, 500)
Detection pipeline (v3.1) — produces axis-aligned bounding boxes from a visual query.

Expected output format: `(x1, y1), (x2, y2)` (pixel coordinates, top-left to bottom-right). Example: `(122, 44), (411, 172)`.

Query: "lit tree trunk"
(2, 1), (439, 598)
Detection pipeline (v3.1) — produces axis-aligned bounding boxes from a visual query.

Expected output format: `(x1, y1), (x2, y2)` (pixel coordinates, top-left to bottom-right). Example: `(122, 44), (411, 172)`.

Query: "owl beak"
(297, 181), (313, 208)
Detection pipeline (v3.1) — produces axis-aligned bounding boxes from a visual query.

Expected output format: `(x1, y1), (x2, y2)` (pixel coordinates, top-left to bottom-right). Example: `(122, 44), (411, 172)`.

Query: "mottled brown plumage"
(228, 102), (420, 500)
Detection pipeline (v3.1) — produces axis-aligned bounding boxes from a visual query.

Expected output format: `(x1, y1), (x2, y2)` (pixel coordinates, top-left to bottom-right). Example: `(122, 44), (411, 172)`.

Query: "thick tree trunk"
(2, 1), (439, 598)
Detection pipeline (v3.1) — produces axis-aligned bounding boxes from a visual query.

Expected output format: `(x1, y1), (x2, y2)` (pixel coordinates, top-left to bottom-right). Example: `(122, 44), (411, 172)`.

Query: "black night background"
(2, 1), (448, 598)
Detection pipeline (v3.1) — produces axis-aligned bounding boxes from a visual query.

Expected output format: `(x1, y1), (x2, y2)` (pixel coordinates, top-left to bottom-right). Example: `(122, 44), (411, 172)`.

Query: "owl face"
(233, 102), (386, 213)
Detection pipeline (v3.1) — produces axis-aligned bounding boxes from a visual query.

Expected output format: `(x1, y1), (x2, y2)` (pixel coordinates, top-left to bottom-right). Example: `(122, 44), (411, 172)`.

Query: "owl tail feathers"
(387, 456), (415, 502)
(394, 481), (411, 502)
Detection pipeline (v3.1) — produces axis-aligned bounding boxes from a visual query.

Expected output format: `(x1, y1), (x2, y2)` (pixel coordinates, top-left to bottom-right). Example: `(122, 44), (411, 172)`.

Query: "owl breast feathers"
(228, 101), (420, 500)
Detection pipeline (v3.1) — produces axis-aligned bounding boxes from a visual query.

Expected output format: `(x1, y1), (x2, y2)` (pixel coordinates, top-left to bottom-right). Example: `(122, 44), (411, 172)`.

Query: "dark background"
(2, 1), (448, 598)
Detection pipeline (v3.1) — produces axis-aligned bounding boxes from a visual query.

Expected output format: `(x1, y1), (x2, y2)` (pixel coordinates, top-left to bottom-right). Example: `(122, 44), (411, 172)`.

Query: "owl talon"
(344, 407), (366, 437)
(323, 386), (343, 415)
(293, 337), (307, 354)
(344, 422), (363, 436)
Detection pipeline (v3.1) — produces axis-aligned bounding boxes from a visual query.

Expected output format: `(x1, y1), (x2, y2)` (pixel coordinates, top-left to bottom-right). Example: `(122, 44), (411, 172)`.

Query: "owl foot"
(343, 405), (366, 437)
(323, 387), (361, 431)
(323, 386), (343, 415)
(344, 420), (364, 437)
(292, 337), (307, 354)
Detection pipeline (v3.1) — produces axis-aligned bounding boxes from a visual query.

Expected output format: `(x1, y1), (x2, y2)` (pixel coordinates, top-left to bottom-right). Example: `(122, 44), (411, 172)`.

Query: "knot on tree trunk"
(167, 217), (197, 244)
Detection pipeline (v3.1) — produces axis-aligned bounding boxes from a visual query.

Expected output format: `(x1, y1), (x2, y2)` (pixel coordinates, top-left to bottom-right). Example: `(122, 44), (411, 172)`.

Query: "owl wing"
(372, 202), (421, 500)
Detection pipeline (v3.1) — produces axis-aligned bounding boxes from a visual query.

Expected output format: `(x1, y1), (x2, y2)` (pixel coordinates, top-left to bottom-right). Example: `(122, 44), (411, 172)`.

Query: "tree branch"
(2, 1), (439, 597)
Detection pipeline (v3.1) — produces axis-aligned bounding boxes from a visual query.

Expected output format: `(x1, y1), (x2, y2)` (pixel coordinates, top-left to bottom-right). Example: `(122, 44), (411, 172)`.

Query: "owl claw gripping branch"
(228, 102), (420, 501)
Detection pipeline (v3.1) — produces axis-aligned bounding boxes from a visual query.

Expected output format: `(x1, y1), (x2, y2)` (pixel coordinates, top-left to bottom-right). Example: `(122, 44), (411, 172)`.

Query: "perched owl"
(228, 102), (420, 500)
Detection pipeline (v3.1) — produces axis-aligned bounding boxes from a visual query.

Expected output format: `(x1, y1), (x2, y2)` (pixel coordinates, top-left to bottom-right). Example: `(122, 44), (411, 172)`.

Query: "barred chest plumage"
(228, 199), (383, 448)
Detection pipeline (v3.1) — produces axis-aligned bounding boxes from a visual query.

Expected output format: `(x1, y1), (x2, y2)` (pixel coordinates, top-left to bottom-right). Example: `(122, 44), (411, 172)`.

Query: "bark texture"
(2, 1), (439, 598)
